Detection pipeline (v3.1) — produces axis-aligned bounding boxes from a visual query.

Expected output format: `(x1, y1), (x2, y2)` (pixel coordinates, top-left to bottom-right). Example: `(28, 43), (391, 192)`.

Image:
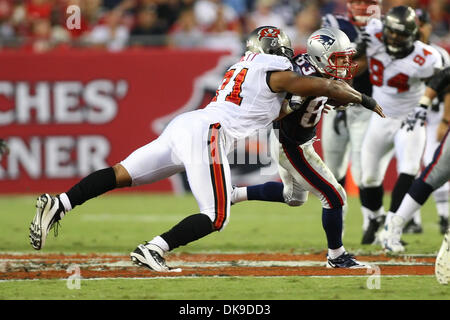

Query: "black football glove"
(333, 110), (347, 135)
(401, 105), (427, 132)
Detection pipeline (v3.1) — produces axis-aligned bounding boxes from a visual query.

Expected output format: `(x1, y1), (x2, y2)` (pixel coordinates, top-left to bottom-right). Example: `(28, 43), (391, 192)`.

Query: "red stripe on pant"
(208, 123), (227, 230)
(296, 146), (344, 207)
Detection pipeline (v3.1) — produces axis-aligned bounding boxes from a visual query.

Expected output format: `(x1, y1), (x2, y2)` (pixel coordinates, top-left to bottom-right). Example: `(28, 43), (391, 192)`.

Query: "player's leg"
(424, 115), (449, 234)
(346, 107), (372, 232)
(29, 133), (184, 250)
(360, 115), (396, 244)
(385, 121), (427, 218)
(131, 122), (233, 271)
(378, 121), (426, 252)
(321, 109), (351, 187)
(231, 130), (307, 206)
(381, 129), (450, 253)
(434, 184), (450, 234)
(279, 140), (365, 267)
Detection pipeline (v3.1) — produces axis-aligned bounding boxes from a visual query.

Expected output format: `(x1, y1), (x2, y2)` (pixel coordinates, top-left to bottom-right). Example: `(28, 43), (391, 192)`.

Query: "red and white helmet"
(347, 0), (382, 27)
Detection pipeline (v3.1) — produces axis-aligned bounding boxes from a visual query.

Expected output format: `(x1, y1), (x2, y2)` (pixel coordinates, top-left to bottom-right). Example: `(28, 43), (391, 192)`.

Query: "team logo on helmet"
(310, 34), (336, 50)
(257, 27), (281, 40)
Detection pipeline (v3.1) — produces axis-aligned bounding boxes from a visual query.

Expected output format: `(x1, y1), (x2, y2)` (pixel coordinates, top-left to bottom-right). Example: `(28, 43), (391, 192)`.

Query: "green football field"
(0, 192), (448, 302)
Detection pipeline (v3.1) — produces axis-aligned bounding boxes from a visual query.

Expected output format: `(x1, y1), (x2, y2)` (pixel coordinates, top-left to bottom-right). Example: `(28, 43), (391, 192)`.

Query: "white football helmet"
(306, 27), (357, 80)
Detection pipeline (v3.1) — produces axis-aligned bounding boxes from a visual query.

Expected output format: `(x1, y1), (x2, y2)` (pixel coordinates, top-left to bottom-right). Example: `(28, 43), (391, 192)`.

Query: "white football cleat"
(29, 194), (65, 250)
(130, 242), (181, 272)
(379, 214), (405, 253)
(435, 229), (450, 285)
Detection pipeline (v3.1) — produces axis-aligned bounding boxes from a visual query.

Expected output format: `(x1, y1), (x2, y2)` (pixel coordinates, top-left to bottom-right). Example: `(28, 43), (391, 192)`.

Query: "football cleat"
(439, 217), (449, 235)
(29, 194), (65, 250)
(327, 252), (369, 269)
(403, 220), (423, 234)
(130, 242), (181, 272)
(379, 215), (405, 253)
(361, 215), (385, 244)
(435, 229), (450, 285)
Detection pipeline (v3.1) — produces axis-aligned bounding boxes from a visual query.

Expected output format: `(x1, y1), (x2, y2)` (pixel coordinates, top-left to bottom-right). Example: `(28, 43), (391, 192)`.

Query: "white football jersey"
(364, 18), (443, 119)
(203, 51), (293, 140)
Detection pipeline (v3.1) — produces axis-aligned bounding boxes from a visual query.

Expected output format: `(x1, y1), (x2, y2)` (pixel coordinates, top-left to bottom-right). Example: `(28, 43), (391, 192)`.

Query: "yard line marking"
(0, 275), (435, 283)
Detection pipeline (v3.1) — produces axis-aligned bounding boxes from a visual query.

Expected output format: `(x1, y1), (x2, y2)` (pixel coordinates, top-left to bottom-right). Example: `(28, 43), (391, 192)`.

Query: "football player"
(403, 9), (450, 235)
(354, 6), (443, 245)
(232, 27), (385, 268)
(320, 0), (381, 243)
(378, 67), (450, 262)
(29, 26), (384, 272)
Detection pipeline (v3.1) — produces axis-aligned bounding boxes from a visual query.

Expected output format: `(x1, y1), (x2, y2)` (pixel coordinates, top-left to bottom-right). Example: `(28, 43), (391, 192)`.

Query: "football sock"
(359, 185), (383, 212)
(231, 186), (247, 204)
(436, 201), (449, 219)
(322, 207), (343, 250)
(246, 182), (285, 203)
(408, 178), (434, 206)
(58, 193), (72, 213)
(389, 173), (415, 213)
(328, 246), (345, 260)
(395, 194), (421, 224)
(160, 213), (214, 251)
(433, 186), (449, 218)
(413, 209), (422, 225)
(63, 167), (117, 212)
(148, 236), (170, 252)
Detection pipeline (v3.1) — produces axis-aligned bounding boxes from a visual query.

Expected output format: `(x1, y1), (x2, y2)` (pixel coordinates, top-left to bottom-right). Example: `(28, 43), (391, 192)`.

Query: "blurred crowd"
(0, 0), (448, 53)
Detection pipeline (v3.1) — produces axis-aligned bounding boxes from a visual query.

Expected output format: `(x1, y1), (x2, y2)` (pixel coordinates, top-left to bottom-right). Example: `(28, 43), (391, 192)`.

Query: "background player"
(402, 9), (450, 235)
(232, 27), (385, 268)
(29, 26), (384, 272)
(378, 68), (450, 279)
(320, 0), (381, 242)
(354, 6), (443, 245)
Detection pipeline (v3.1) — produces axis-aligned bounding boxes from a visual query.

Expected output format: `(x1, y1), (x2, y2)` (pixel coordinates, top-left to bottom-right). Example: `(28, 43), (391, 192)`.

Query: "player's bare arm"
(269, 70), (385, 118)
(420, 67), (450, 140)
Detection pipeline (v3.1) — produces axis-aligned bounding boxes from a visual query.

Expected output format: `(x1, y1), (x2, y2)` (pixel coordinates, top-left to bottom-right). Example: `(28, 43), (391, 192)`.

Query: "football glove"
(333, 110), (347, 135)
(401, 105), (427, 132)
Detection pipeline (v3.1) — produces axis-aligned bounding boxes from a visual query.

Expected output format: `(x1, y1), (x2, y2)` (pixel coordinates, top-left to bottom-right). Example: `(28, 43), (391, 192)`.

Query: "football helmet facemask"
(307, 27), (358, 80)
(246, 26), (294, 60)
(382, 6), (418, 59)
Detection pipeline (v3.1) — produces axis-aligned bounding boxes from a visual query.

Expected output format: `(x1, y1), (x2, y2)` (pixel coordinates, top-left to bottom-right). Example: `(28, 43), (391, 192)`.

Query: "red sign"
(0, 49), (231, 193)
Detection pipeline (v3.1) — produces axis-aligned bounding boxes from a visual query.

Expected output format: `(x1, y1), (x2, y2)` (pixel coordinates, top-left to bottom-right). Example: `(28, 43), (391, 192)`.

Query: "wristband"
(419, 95), (432, 108)
(361, 94), (376, 110)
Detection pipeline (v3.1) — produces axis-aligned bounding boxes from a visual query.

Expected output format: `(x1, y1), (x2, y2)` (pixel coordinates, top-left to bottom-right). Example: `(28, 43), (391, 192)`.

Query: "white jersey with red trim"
(364, 18), (443, 119)
(203, 51), (293, 140)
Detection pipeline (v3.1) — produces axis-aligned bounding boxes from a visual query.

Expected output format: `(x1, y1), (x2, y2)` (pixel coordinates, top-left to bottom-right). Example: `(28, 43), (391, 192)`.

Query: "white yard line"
(0, 275), (435, 283)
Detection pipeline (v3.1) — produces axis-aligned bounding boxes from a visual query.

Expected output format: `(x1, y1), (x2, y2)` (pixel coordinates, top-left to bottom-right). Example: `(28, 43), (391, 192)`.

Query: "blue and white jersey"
(274, 53), (328, 146)
(322, 14), (359, 43)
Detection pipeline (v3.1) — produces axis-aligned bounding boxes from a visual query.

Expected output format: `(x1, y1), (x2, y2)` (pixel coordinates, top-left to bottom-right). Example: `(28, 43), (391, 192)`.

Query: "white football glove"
(401, 106), (427, 132)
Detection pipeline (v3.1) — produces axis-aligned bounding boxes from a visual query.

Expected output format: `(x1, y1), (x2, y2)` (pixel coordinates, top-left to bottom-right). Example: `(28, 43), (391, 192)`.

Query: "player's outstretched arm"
(269, 71), (385, 118)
